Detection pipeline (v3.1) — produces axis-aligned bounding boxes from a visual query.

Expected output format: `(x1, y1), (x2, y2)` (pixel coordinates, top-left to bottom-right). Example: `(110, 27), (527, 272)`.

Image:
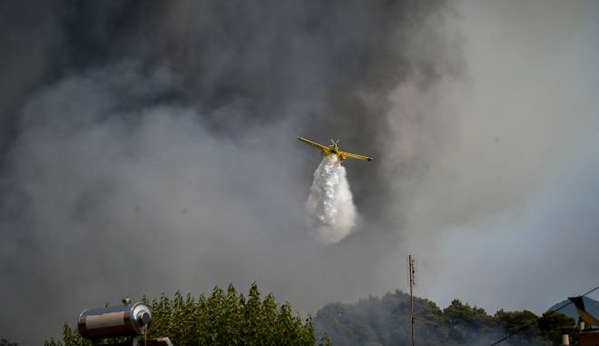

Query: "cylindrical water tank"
(562, 334), (570, 346)
(78, 302), (152, 339)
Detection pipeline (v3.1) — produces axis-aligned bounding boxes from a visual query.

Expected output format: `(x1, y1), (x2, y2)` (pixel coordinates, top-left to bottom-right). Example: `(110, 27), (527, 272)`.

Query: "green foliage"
(495, 309), (539, 335)
(494, 309), (548, 345)
(45, 284), (575, 346)
(445, 299), (495, 328)
(43, 324), (127, 346)
(46, 283), (328, 346)
(538, 310), (577, 345)
(314, 291), (576, 346)
(491, 309), (577, 345)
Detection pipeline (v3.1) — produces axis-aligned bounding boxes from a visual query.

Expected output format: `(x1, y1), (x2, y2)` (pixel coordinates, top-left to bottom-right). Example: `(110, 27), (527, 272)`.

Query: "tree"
(314, 291), (572, 346)
(444, 299), (495, 329)
(495, 310), (539, 334)
(46, 283), (330, 346)
(538, 310), (576, 345)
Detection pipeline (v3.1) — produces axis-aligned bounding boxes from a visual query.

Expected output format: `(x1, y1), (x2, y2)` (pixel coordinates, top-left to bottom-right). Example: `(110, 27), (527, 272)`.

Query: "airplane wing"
(298, 137), (331, 154)
(340, 151), (373, 162)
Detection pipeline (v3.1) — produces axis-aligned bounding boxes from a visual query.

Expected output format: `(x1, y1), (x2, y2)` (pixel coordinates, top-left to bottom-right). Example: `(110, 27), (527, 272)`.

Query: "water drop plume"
(306, 155), (357, 244)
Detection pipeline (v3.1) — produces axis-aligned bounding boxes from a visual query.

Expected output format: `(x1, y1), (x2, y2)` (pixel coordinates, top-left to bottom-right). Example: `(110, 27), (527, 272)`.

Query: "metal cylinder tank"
(562, 334), (570, 346)
(78, 302), (152, 339)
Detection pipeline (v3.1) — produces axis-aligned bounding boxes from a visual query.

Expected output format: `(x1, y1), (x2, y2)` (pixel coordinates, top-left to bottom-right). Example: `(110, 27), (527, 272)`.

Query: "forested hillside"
(313, 290), (576, 346)
(41, 286), (577, 345)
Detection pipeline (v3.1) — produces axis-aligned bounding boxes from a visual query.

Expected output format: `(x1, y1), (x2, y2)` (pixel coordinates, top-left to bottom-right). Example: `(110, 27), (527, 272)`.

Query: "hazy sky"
(0, 1), (598, 344)
(409, 0), (599, 313)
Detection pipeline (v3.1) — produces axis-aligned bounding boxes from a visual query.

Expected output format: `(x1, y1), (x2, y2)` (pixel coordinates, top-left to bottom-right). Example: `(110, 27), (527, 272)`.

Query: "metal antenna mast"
(409, 255), (416, 346)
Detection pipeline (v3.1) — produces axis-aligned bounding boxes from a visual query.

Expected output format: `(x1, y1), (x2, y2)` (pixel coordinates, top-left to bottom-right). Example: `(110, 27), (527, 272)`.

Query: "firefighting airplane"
(297, 136), (373, 163)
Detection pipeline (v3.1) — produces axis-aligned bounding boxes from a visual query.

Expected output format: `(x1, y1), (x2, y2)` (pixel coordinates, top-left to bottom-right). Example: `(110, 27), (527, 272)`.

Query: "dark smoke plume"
(0, 1), (461, 343)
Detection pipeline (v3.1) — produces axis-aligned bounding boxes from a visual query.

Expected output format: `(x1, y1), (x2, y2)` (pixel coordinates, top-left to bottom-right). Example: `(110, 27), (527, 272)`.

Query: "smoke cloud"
(377, 0), (599, 315)
(1, 0), (598, 344)
(306, 155), (356, 244)
(0, 1), (460, 343)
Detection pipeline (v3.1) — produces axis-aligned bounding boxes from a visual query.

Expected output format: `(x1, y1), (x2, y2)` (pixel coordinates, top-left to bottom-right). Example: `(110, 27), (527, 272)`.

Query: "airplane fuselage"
(322, 144), (353, 162)
(297, 136), (373, 163)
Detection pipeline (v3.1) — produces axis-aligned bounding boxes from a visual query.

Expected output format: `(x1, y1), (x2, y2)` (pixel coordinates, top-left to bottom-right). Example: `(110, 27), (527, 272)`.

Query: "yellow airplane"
(298, 136), (373, 163)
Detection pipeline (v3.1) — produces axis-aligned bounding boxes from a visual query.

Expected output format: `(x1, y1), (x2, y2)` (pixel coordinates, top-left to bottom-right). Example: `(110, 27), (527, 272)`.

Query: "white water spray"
(306, 155), (357, 244)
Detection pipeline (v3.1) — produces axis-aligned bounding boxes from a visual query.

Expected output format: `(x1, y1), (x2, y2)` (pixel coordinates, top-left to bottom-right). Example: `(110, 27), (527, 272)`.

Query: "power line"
(488, 284), (599, 346)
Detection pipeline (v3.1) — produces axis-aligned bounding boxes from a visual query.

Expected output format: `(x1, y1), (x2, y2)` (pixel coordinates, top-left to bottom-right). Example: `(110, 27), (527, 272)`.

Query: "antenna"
(408, 255), (416, 346)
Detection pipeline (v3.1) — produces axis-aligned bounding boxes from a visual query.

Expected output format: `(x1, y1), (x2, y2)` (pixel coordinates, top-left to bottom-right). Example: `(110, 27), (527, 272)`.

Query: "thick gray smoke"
(306, 155), (356, 244)
(2, 0), (597, 344)
(0, 1), (459, 343)
(379, 0), (599, 315)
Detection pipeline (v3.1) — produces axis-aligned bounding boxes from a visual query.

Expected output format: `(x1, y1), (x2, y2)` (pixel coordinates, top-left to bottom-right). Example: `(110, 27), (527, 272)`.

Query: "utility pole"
(409, 255), (416, 346)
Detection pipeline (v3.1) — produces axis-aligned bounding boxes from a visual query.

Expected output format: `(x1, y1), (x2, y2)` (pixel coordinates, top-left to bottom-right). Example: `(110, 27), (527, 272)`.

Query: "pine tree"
(47, 283), (320, 345)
